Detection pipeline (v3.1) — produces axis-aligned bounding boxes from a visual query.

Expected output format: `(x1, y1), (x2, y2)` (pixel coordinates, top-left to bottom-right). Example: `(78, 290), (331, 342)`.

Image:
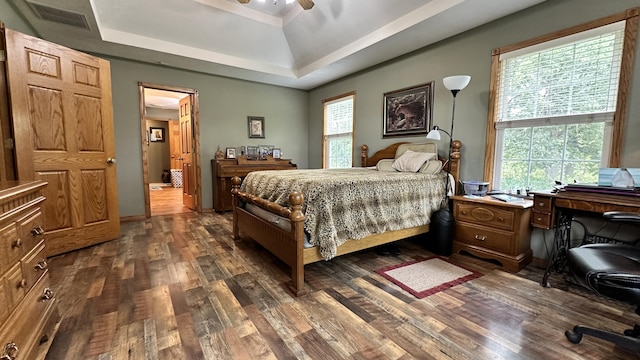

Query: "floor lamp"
(425, 75), (471, 255)
(427, 75), (471, 205)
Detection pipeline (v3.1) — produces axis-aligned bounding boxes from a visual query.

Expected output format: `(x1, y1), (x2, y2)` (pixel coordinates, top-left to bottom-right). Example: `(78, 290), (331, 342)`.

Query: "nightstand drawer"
(455, 203), (515, 231)
(456, 223), (513, 253)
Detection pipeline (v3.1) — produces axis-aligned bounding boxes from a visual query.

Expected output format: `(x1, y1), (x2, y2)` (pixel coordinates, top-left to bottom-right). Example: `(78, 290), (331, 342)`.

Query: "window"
(323, 92), (355, 168)
(484, 9), (637, 191)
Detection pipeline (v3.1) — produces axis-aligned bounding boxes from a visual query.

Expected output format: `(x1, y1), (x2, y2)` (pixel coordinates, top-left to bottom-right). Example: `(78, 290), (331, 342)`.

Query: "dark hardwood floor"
(45, 212), (639, 359)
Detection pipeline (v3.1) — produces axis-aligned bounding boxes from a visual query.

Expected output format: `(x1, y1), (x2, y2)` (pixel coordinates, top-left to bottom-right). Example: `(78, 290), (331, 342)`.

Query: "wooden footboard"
(231, 141), (462, 296)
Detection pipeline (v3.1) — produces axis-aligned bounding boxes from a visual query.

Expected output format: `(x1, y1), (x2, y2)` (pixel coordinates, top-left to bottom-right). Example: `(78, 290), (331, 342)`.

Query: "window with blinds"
(493, 21), (625, 191)
(323, 93), (355, 168)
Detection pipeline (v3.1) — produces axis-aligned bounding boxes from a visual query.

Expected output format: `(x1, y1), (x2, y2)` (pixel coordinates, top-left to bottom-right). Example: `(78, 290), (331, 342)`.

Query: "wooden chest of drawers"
(452, 195), (533, 272)
(212, 156), (297, 212)
(0, 181), (59, 360)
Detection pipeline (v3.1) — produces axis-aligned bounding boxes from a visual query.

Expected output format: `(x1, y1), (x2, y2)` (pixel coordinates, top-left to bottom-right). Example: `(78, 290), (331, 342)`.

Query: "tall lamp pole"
(425, 75), (471, 255)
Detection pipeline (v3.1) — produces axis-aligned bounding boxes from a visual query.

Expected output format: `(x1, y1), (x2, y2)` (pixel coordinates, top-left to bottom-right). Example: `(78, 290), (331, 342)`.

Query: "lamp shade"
(443, 75), (471, 91)
(426, 129), (441, 140)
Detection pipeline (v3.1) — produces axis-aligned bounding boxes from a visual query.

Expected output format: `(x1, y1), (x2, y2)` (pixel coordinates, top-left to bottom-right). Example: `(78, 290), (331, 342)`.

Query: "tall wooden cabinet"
(212, 156), (297, 212)
(0, 180), (59, 360)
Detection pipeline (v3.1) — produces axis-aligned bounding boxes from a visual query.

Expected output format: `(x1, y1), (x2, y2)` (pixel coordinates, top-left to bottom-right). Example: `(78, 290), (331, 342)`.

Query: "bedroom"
(1, 0), (640, 358)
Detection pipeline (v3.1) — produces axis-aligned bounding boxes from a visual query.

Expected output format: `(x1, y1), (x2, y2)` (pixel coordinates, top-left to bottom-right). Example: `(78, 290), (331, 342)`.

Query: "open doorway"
(139, 82), (202, 217)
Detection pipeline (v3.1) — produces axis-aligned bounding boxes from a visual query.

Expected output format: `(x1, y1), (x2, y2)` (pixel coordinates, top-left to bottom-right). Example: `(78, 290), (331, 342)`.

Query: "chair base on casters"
(565, 324), (640, 353)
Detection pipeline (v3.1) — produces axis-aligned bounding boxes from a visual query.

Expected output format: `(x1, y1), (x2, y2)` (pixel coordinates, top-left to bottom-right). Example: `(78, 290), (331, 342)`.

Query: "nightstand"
(451, 195), (533, 272)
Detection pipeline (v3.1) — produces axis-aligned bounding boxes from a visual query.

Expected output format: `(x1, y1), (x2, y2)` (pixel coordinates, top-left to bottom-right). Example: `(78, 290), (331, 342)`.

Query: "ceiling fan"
(237, 0), (314, 10)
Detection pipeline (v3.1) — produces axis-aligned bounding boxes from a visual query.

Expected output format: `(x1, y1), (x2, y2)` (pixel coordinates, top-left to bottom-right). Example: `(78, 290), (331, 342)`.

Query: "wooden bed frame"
(231, 140), (462, 296)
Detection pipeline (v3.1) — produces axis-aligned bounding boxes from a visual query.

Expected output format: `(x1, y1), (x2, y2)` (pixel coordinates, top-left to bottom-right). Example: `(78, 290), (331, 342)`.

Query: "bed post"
(231, 176), (242, 239)
(287, 191), (308, 296)
(361, 144), (368, 167)
(449, 140), (462, 186)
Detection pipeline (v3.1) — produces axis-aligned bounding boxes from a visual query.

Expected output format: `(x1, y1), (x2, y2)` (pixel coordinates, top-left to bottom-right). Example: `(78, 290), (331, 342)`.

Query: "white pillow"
(392, 150), (436, 172)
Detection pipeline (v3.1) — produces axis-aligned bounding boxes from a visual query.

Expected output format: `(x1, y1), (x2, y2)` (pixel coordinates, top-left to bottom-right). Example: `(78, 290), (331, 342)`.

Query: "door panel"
(5, 29), (120, 257)
(169, 120), (182, 170)
(180, 96), (195, 210)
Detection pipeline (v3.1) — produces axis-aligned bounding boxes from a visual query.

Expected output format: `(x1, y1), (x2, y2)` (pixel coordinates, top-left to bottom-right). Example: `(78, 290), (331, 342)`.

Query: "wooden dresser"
(0, 180), (59, 360)
(212, 156), (297, 212)
(451, 195), (533, 272)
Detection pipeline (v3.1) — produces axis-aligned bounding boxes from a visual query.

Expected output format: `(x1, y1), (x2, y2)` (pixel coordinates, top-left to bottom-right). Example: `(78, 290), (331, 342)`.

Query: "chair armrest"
(603, 211), (640, 224)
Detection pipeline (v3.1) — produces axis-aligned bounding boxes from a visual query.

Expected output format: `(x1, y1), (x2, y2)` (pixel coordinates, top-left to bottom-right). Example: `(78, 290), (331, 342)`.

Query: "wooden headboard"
(360, 140), (462, 185)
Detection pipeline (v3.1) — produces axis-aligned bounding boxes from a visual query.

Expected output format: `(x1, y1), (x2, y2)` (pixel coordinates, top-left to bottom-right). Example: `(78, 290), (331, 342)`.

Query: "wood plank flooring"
(45, 212), (639, 359)
(150, 185), (192, 216)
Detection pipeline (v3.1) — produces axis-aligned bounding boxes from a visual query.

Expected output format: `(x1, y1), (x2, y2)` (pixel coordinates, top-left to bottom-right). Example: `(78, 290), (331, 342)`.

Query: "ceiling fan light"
(297, 0), (314, 10)
(237, 0), (251, 4)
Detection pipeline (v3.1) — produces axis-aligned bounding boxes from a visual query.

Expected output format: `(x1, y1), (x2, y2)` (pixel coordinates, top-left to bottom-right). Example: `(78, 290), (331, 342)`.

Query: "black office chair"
(564, 211), (640, 353)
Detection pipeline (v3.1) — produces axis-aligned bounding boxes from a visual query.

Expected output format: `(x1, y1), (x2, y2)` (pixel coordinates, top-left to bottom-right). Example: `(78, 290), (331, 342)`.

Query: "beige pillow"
(392, 150), (436, 172)
(418, 159), (443, 174)
(376, 159), (396, 172)
(395, 142), (437, 159)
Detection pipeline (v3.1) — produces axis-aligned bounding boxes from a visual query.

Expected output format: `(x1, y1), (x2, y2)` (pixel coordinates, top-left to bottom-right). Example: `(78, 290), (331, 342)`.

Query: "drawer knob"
(1, 341), (18, 360)
(498, 217), (504, 222)
(18, 279), (27, 289)
(35, 259), (48, 271)
(474, 234), (487, 241)
(42, 287), (55, 301)
(11, 239), (22, 248)
(538, 202), (544, 207)
(31, 225), (44, 236)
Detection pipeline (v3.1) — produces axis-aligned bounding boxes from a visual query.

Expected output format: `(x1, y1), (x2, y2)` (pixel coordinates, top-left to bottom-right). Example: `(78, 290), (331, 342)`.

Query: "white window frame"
(483, 8), (638, 190)
(323, 92), (355, 169)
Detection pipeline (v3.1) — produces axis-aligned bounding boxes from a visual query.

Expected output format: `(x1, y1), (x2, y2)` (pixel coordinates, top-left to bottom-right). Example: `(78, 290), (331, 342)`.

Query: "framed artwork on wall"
(382, 81), (433, 138)
(248, 116), (265, 138)
(150, 127), (165, 142)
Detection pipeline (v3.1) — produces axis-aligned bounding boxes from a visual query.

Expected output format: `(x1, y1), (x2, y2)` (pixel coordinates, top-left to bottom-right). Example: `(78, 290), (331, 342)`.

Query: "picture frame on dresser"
(226, 147), (236, 159)
(272, 148), (281, 159)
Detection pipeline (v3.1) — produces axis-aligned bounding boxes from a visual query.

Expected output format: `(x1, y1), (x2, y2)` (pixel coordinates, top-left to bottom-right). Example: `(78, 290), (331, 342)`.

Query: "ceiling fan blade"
(297, 0), (314, 10)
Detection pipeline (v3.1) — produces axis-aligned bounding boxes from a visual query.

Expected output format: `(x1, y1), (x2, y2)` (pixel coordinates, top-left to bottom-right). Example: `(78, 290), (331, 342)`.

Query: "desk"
(535, 190), (640, 287)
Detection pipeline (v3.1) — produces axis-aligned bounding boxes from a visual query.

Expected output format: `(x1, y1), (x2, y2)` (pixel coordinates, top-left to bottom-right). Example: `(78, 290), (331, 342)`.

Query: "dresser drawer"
(456, 222), (513, 254)
(5, 262), (26, 308)
(21, 241), (47, 292)
(455, 203), (515, 231)
(0, 276), (9, 324)
(0, 274), (56, 360)
(0, 222), (22, 274)
(17, 208), (45, 253)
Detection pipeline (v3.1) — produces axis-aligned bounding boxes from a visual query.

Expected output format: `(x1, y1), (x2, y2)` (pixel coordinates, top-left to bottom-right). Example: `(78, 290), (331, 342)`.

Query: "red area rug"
(375, 256), (483, 299)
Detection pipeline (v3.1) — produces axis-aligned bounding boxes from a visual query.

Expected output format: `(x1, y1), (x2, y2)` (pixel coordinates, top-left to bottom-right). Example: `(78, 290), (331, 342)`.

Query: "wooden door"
(5, 28), (120, 257)
(169, 120), (182, 170)
(179, 95), (195, 210)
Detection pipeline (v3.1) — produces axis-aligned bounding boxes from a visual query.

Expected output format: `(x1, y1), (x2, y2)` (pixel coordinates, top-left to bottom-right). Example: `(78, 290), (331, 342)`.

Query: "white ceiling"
(9, 0), (545, 91)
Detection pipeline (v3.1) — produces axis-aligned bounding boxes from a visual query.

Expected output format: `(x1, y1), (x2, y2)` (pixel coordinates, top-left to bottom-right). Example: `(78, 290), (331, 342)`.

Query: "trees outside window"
(485, 10), (638, 191)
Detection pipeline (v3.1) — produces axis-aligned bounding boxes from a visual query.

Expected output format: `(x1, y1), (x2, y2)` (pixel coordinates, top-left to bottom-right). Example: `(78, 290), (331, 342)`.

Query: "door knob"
(107, 157), (117, 164)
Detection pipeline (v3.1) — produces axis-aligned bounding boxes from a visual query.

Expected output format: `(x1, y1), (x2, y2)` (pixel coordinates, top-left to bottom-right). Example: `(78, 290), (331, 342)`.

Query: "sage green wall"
(108, 58), (309, 217)
(307, 0), (640, 259)
(0, 2), (36, 36)
(308, 0), (640, 174)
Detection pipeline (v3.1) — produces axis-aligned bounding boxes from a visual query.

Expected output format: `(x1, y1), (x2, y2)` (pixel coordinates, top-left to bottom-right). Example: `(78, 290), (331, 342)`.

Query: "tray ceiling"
(9, 0), (545, 90)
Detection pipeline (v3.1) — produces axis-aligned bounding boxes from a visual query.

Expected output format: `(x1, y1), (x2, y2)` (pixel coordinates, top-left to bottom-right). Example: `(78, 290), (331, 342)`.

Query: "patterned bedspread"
(241, 168), (447, 260)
